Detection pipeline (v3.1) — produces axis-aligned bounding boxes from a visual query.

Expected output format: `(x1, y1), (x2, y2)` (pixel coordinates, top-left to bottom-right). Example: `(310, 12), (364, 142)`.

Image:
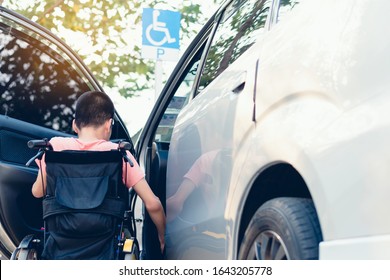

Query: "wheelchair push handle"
(118, 141), (132, 151)
(26, 139), (52, 167)
(27, 139), (52, 150)
(118, 141), (134, 167)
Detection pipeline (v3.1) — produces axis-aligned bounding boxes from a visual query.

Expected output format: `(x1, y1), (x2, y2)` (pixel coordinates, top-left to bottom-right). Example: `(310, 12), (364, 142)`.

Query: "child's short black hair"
(74, 91), (114, 129)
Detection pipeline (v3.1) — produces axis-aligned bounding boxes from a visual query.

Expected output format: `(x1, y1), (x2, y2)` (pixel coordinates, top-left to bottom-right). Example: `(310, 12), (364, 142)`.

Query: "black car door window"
(0, 19), (92, 134)
(277, 0), (300, 23)
(197, 0), (272, 93)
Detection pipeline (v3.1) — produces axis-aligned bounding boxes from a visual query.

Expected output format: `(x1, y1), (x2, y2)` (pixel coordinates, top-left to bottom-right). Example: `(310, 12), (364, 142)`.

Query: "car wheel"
(238, 197), (322, 260)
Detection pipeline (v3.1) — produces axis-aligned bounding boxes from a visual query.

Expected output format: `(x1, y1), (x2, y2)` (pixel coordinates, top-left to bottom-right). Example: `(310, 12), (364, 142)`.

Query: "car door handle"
(232, 81), (246, 94)
(231, 71), (247, 94)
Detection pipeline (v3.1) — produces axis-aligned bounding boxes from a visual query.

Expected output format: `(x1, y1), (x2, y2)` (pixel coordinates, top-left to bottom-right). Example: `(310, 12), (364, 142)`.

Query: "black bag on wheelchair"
(41, 150), (128, 259)
(11, 140), (139, 260)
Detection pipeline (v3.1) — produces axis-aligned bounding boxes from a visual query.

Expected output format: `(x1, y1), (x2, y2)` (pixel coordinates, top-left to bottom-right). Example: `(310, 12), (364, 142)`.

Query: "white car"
(136, 0), (390, 260)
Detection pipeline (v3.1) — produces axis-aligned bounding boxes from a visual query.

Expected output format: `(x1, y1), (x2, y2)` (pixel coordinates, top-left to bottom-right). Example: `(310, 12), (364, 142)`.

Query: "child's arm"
(133, 178), (166, 253)
(32, 171), (46, 198)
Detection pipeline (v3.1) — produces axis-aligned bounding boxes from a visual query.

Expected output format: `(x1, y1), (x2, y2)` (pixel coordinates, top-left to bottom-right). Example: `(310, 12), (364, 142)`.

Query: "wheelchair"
(11, 139), (140, 260)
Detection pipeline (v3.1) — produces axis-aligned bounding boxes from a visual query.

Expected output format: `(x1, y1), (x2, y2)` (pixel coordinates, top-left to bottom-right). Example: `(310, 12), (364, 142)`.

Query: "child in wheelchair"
(13, 90), (165, 260)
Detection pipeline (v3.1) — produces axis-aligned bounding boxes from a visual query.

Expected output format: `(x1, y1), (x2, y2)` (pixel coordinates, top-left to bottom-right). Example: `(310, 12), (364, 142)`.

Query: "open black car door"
(0, 7), (131, 259)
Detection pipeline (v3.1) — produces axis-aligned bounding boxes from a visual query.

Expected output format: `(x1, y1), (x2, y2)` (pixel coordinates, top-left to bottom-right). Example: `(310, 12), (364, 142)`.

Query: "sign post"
(142, 8), (181, 101)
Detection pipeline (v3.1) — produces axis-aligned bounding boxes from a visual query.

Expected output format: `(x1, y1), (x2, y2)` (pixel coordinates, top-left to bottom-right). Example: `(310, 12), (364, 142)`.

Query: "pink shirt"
(36, 137), (144, 188)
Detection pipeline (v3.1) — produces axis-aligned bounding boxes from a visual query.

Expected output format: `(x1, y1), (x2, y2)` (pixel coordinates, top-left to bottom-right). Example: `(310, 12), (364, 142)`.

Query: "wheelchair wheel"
(12, 248), (39, 260)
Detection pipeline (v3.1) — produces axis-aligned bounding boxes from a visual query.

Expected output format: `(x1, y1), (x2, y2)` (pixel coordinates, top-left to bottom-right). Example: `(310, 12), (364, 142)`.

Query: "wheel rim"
(29, 249), (38, 260)
(249, 230), (290, 260)
(18, 249), (38, 260)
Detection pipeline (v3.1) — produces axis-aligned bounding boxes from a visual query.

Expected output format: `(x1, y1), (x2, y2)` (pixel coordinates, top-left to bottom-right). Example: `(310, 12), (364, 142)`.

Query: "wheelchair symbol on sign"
(146, 10), (176, 47)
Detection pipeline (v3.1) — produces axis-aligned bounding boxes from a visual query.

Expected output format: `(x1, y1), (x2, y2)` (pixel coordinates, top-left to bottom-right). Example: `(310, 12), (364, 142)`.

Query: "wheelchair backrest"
(43, 150), (128, 218)
(48, 150), (125, 196)
(40, 150), (129, 259)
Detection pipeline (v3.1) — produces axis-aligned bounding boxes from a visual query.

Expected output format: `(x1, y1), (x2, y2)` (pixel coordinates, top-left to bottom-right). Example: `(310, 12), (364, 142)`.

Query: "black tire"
(238, 197), (323, 260)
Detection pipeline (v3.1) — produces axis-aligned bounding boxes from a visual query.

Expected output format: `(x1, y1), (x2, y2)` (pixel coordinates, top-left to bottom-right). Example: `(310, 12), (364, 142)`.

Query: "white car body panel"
(166, 0), (390, 259)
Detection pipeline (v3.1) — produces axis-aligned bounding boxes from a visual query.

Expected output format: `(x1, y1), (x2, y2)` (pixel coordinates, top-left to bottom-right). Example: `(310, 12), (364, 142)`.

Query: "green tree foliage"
(1, 0), (220, 98)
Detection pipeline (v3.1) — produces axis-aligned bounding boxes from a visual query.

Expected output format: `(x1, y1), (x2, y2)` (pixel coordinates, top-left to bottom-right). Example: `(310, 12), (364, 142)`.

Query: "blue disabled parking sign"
(142, 8), (181, 61)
